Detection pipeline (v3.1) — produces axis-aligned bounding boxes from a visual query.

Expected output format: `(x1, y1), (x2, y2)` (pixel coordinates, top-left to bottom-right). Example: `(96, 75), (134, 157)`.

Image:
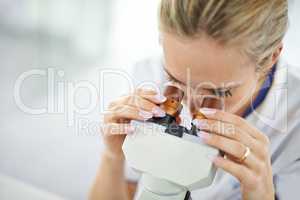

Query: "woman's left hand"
(193, 108), (275, 200)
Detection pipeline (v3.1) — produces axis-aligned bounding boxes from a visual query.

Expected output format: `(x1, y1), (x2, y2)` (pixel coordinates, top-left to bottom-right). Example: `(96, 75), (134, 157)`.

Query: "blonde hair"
(159, 0), (288, 72)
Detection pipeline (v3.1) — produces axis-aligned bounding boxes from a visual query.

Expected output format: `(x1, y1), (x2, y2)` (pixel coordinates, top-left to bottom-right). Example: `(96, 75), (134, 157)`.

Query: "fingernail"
(125, 126), (135, 134)
(200, 108), (217, 115)
(192, 119), (208, 129)
(206, 154), (217, 162)
(143, 88), (155, 93)
(139, 110), (153, 120)
(197, 131), (211, 140)
(152, 107), (166, 117)
(154, 94), (167, 102)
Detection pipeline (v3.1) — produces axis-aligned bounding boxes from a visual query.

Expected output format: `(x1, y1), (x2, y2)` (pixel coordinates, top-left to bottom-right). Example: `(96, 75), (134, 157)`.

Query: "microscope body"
(122, 120), (218, 200)
(122, 86), (220, 200)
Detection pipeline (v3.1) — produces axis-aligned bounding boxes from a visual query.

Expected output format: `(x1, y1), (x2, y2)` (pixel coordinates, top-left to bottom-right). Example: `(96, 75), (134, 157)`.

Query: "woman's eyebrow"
(201, 84), (242, 91)
(201, 82), (243, 91)
(163, 67), (243, 90)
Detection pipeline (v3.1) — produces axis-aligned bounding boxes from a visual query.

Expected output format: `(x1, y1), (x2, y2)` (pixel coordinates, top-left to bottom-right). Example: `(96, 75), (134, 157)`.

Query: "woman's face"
(161, 32), (261, 115)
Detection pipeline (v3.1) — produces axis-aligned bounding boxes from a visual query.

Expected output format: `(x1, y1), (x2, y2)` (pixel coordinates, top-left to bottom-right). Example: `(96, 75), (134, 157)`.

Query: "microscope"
(122, 85), (220, 200)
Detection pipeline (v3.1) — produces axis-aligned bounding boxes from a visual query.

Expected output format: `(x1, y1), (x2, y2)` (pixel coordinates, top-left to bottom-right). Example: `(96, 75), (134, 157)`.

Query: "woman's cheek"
(224, 94), (248, 114)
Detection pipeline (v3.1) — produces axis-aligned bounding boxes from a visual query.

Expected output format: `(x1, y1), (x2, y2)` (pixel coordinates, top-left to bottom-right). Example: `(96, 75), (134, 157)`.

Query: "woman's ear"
(272, 43), (283, 65)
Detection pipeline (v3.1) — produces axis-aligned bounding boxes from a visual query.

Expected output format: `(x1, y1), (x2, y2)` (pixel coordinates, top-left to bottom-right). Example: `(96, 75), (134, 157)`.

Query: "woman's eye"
(165, 75), (184, 86)
(166, 75), (173, 82)
(212, 89), (233, 98)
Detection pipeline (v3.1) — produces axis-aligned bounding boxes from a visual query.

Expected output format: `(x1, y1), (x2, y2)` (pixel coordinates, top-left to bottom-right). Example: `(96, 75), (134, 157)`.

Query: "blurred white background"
(0, 0), (299, 199)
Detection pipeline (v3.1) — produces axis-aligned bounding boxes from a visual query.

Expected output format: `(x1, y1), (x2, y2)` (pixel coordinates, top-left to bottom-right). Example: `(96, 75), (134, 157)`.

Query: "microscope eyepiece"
(190, 96), (224, 136)
(147, 85), (185, 134)
(160, 85), (184, 117)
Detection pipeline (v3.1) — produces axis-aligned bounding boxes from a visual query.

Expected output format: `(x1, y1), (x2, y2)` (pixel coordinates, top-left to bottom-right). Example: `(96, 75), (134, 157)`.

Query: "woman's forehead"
(162, 34), (255, 87)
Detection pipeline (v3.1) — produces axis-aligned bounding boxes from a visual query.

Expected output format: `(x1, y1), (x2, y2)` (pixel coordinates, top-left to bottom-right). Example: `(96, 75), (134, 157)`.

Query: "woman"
(90, 0), (300, 199)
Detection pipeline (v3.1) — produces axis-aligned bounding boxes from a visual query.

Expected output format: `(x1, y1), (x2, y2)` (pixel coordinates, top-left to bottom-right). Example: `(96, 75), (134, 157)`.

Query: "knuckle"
(111, 105), (124, 113)
(263, 135), (271, 145)
(128, 95), (138, 106)
(232, 115), (243, 125)
(125, 95), (135, 104)
(261, 146), (270, 159)
(108, 101), (117, 109)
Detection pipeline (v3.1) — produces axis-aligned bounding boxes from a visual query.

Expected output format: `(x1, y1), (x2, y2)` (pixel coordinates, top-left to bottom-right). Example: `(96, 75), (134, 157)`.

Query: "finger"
(195, 118), (268, 161)
(198, 108), (267, 141)
(108, 89), (166, 109)
(212, 156), (256, 187)
(193, 119), (257, 151)
(104, 105), (153, 123)
(113, 95), (166, 117)
(101, 123), (135, 136)
(135, 88), (167, 104)
(135, 90), (167, 104)
(135, 88), (158, 96)
(199, 131), (245, 158)
(199, 131), (259, 170)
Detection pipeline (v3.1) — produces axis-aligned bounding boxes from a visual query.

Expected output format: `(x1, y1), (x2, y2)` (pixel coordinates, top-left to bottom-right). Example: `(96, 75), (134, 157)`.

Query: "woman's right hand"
(101, 89), (167, 160)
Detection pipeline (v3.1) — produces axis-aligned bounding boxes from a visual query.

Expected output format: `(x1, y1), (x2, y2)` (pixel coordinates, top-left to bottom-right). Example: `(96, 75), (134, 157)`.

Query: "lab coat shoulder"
(287, 62), (300, 102)
(282, 62), (300, 135)
(267, 60), (300, 161)
(271, 61), (300, 200)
